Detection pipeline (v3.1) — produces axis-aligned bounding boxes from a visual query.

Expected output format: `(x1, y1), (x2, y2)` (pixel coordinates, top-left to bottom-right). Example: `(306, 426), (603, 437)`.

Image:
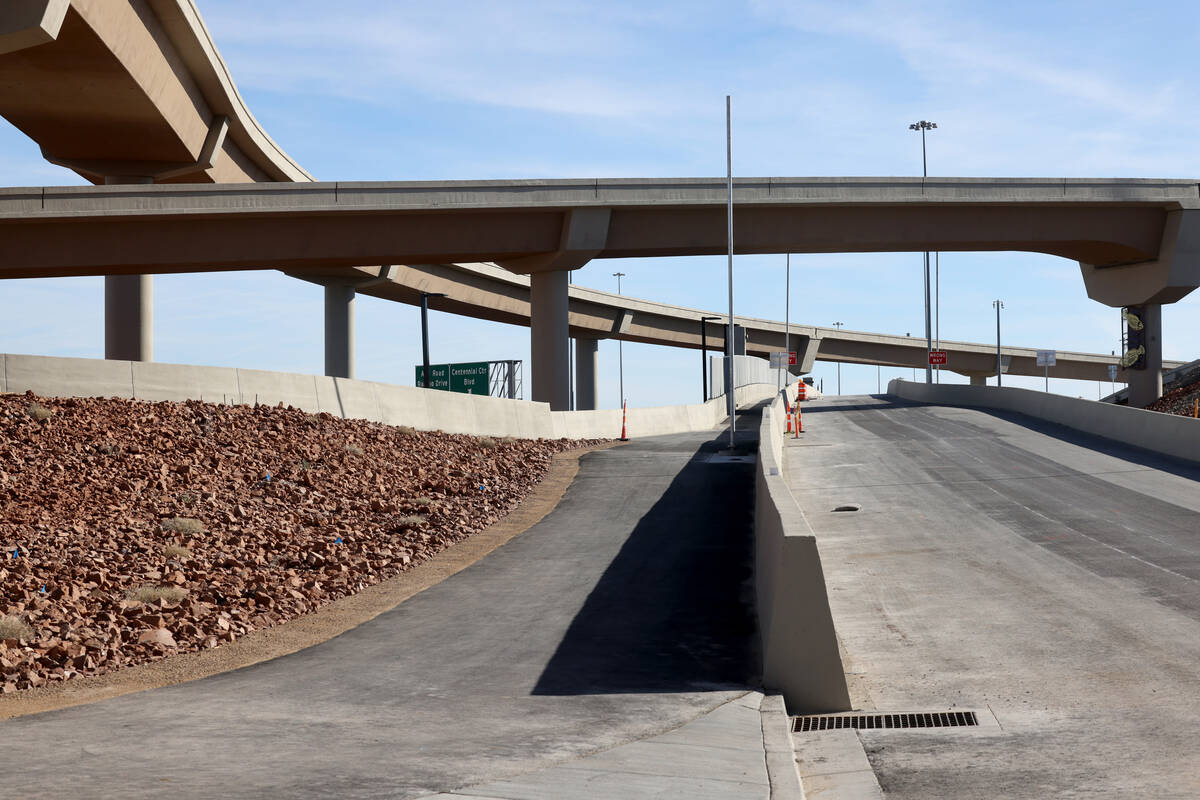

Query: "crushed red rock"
(0, 391), (605, 692)
(1147, 377), (1200, 418)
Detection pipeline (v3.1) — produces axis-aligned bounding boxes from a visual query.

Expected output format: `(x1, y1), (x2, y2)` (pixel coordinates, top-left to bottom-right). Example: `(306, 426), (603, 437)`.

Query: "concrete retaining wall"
(888, 379), (1200, 464)
(0, 352), (774, 441)
(755, 388), (852, 713)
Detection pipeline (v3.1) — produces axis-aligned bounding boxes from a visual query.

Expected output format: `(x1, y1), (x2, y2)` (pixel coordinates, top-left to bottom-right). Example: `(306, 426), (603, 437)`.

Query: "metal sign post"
(1036, 350), (1057, 392)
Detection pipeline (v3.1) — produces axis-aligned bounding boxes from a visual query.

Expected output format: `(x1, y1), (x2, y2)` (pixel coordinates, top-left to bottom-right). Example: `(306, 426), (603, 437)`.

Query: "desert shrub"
(0, 614), (33, 641)
(412, 496), (433, 506)
(396, 515), (425, 528)
(344, 443), (364, 456)
(128, 585), (188, 605)
(397, 425), (416, 435)
(177, 492), (198, 508)
(478, 437), (497, 449)
(27, 403), (54, 421)
(162, 517), (204, 535)
(164, 544), (192, 559)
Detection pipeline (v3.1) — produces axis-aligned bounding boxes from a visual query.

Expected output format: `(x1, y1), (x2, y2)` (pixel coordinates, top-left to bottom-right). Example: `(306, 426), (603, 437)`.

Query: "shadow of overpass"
(532, 410), (763, 696)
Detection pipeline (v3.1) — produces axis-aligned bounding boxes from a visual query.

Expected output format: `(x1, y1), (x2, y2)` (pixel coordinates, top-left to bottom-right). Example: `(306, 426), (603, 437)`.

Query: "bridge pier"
(103, 175), (154, 361)
(575, 337), (599, 410)
(1127, 303), (1163, 409)
(324, 282), (356, 379)
(531, 270), (571, 410)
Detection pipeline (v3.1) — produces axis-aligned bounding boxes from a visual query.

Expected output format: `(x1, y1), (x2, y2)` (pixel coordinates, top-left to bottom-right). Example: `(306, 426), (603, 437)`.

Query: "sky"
(2, 0), (1199, 407)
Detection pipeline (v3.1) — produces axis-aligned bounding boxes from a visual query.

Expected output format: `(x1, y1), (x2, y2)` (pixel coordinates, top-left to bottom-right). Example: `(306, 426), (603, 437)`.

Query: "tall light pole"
(568, 270), (574, 410)
(833, 321), (844, 395)
(909, 119), (936, 384)
(420, 291), (447, 389)
(785, 253), (791, 379)
(701, 315), (721, 401)
(725, 95), (736, 449)
(613, 272), (626, 408)
(993, 299), (1004, 387)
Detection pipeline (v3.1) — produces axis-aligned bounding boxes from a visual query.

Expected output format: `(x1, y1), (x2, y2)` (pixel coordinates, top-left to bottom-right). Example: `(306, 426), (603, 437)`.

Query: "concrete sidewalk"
(423, 691), (799, 800)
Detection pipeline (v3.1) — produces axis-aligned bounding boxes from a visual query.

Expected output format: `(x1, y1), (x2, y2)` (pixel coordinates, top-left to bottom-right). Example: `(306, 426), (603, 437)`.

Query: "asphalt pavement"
(0, 417), (774, 799)
(788, 395), (1200, 799)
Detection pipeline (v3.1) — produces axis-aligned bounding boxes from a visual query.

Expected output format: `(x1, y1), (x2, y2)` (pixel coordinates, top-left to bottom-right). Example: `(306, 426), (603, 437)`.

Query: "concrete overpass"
(0, 1), (1195, 408)
(0, 177), (1196, 407)
(315, 260), (1181, 395)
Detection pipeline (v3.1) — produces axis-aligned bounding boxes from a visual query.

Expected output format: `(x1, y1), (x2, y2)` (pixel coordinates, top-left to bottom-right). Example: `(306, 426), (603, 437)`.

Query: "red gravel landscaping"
(1147, 378), (1200, 418)
(0, 392), (604, 693)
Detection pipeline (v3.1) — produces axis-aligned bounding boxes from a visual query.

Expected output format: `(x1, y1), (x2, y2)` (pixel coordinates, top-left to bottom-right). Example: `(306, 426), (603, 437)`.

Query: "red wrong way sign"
(928, 350), (948, 365)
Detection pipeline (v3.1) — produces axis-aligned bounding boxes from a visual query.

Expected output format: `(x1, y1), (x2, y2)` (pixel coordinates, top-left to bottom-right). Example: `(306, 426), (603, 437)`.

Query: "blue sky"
(2, 0), (1199, 406)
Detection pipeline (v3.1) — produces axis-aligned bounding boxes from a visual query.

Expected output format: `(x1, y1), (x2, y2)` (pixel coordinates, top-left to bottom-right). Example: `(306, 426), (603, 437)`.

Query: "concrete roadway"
(788, 396), (1200, 798)
(0, 421), (770, 799)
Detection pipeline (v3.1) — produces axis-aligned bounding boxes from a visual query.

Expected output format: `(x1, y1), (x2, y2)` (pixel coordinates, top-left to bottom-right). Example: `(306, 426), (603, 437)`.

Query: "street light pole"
(701, 315), (721, 402)
(420, 291), (447, 389)
(993, 299), (1004, 387)
(613, 272), (626, 408)
(725, 95), (737, 449)
(909, 120), (937, 385)
(833, 321), (844, 395)
(785, 253), (791, 380)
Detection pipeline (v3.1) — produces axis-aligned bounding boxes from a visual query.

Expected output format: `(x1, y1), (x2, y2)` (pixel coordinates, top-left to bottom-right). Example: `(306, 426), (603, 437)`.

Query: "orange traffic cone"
(786, 405), (793, 434)
(794, 405), (804, 436)
(619, 400), (628, 441)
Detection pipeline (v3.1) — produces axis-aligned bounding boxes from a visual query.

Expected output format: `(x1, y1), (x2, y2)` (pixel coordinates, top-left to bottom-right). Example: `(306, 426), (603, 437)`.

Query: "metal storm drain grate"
(793, 711), (979, 733)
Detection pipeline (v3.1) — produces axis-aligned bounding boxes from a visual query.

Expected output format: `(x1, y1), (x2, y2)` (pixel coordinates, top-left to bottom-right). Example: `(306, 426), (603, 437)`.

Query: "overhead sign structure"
(1036, 350), (1057, 367)
(928, 350), (948, 365)
(415, 361), (489, 395)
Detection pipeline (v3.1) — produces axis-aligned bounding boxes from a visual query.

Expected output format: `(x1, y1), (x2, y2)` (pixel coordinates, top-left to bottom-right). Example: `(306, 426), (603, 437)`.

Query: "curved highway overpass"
(0, 1), (1193, 408)
(307, 260), (1181, 387)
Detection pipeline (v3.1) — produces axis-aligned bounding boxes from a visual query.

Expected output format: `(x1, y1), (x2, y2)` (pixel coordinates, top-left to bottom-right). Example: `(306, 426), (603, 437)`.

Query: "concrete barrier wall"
(755, 388), (852, 713)
(709, 355), (793, 398)
(888, 379), (1200, 464)
(1, 353), (775, 441)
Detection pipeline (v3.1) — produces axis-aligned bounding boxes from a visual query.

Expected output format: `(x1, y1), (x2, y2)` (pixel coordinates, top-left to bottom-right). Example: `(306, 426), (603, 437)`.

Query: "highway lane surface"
(788, 396), (1200, 798)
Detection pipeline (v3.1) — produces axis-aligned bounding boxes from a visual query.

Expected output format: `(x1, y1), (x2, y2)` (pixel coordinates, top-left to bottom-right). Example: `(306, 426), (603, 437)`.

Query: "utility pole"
(993, 299), (1004, 387)
(701, 315), (721, 402)
(833, 321), (844, 395)
(613, 272), (626, 408)
(420, 291), (447, 389)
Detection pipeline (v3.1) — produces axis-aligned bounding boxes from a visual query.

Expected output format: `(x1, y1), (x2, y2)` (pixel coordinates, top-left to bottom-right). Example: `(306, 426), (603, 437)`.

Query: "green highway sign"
(415, 361), (489, 395)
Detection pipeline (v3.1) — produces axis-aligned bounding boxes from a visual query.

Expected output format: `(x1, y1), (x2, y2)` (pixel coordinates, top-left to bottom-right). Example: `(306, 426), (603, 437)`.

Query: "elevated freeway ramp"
(787, 396), (1200, 797)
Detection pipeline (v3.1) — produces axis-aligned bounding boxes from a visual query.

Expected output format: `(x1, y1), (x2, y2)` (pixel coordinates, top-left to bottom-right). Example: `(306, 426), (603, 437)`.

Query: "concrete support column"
(324, 282), (356, 379)
(970, 374), (986, 386)
(574, 337), (599, 410)
(1127, 303), (1163, 408)
(103, 175), (154, 361)
(530, 270), (570, 410)
(104, 275), (153, 361)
